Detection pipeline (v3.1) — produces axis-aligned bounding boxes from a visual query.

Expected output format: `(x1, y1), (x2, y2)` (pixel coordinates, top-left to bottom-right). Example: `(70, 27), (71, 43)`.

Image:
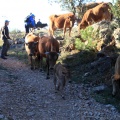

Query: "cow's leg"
(39, 56), (43, 71)
(46, 60), (50, 79)
(33, 58), (35, 70)
(34, 57), (38, 70)
(49, 28), (52, 36)
(60, 82), (65, 99)
(49, 21), (56, 38)
(54, 74), (57, 92)
(69, 27), (72, 37)
(52, 29), (56, 38)
(29, 56), (33, 70)
(56, 82), (60, 91)
(63, 27), (66, 38)
(112, 76), (117, 96)
(49, 28), (55, 38)
(78, 24), (81, 34)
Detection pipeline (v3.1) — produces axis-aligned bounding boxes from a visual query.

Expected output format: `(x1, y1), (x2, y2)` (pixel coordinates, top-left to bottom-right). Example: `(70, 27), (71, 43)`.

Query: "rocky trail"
(0, 56), (120, 120)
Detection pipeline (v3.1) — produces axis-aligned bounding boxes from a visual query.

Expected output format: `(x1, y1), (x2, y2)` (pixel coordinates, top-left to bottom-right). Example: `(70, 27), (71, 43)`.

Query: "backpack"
(24, 15), (30, 22)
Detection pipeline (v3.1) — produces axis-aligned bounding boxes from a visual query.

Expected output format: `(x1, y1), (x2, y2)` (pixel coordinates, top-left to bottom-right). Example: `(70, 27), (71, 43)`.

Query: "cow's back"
(25, 33), (39, 43)
(38, 36), (59, 57)
(93, 3), (111, 22)
(49, 13), (75, 28)
(79, 2), (112, 29)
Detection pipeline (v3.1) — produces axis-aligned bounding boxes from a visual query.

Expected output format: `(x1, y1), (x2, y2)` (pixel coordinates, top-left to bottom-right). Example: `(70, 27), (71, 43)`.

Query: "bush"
(75, 26), (99, 51)
(111, 0), (120, 19)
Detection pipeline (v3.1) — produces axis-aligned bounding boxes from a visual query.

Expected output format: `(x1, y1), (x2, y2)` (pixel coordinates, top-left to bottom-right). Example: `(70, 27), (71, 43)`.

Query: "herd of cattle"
(25, 33), (69, 98)
(48, 2), (113, 38)
(24, 2), (120, 97)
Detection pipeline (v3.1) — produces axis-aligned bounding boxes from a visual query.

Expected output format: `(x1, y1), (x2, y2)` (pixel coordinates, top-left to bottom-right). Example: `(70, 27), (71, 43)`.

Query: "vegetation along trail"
(0, 55), (120, 120)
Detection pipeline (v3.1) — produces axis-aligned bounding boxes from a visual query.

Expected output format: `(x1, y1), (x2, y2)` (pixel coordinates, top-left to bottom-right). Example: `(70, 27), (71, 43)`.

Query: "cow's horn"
(57, 53), (60, 56)
(25, 43), (29, 45)
(34, 41), (38, 44)
(45, 52), (49, 54)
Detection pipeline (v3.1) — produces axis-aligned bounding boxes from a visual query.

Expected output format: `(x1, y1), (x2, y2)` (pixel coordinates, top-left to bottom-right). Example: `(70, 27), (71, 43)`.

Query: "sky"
(0, 0), (113, 31)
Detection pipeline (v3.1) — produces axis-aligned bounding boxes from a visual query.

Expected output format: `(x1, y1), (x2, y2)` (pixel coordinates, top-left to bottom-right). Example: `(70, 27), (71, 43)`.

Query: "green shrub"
(111, 0), (120, 19)
(75, 26), (99, 51)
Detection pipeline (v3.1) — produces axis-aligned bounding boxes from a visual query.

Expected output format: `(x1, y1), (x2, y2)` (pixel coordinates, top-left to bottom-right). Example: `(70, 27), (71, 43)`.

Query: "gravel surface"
(0, 56), (120, 120)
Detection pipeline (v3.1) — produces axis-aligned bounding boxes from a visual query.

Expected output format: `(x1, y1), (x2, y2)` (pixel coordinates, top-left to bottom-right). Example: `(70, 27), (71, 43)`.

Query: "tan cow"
(81, 2), (103, 13)
(78, 2), (112, 31)
(25, 33), (39, 70)
(112, 55), (120, 96)
(49, 12), (76, 38)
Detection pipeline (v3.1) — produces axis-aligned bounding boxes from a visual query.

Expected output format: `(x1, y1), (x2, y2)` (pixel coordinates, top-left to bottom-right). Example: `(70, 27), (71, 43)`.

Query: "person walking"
(1, 20), (11, 59)
(24, 13), (36, 36)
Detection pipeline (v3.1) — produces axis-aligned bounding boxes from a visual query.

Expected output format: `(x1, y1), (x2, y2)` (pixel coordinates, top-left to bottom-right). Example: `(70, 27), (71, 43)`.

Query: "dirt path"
(0, 56), (120, 120)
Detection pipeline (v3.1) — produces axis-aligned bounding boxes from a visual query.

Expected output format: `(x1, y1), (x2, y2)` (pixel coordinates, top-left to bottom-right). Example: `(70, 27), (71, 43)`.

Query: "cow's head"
(79, 23), (87, 30)
(45, 51), (60, 69)
(67, 15), (76, 27)
(25, 42), (38, 56)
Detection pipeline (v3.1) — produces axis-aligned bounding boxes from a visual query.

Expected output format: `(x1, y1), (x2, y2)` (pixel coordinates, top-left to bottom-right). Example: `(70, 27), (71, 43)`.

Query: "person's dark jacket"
(1, 25), (10, 39)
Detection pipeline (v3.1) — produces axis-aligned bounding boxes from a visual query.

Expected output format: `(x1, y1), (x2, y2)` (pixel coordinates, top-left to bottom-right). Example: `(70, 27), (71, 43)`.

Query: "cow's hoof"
(31, 67), (34, 70)
(55, 91), (58, 93)
(39, 69), (43, 72)
(46, 76), (50, 79)
(68, 80), (72, 83)
(62, 96), (65, 100)
(112, 93), (116, 97)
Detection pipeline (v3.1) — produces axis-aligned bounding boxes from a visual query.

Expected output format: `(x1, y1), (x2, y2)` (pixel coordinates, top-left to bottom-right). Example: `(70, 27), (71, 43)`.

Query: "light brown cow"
(25, 33), (39, 70)
(49, 12), (76, 38)
(78, 2), (112, 31)
(38, 36), (60, 79)
(53, 62), (70, 99)
(112, 55), (120, 96)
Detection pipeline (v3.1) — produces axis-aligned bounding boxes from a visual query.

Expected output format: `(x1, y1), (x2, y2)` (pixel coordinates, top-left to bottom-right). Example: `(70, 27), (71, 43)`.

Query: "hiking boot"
(1, 56), (7, 59)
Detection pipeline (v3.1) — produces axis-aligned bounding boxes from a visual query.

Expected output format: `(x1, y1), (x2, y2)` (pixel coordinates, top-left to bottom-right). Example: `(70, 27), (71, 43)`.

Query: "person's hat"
(5, 20), (10, 23)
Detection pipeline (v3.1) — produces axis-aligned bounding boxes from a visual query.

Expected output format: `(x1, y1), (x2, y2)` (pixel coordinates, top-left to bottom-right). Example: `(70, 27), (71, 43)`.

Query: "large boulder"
(15, 38), (25, 44)
(92, 20), (112, 44)
(91, 19), (120, 54)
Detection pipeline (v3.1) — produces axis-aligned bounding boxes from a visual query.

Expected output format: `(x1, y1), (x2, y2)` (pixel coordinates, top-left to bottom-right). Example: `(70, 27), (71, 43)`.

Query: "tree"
(111, 0), (120, 18)
(48, 0), (95, 18)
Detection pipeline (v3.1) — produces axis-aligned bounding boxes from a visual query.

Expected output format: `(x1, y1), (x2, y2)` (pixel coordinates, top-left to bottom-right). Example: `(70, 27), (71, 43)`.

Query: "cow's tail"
(51, 43), (54, 51)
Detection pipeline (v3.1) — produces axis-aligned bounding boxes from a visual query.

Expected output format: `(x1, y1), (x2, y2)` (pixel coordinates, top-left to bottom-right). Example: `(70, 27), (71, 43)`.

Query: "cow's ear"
(34, 41), (38, 45)
(25, 43), (29, 46)
(57, 52), (61, 56)
(45, 52), (49, 55)
(57, 53), (60, 55)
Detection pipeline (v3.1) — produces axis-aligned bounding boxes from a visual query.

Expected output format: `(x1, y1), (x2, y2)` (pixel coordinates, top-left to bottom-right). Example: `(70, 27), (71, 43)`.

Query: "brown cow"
(25, 33), (39, 70)
(112, 55), (120, 96)
(49, 12), (76, 38)
(38, 36), (60, 79)
(79, 2), (103, 15)
(53, 62), (70, 99)
(78, 2), (112, 31)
